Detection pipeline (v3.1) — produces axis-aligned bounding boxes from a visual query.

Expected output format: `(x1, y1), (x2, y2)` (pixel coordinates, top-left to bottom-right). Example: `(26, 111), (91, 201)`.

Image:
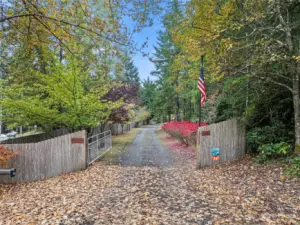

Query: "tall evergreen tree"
(123, 56), (140, 85)
(141, 77), (156, 108)
(150, 0), (184, 121)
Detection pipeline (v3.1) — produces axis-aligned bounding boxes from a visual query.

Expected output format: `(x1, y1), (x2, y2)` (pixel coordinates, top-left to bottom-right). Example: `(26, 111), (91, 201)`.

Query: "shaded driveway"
(119, 125), (172, 167)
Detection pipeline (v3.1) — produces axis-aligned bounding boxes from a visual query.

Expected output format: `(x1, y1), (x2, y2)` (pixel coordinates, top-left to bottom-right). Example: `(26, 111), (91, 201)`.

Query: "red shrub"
(162, 121), (207, 146)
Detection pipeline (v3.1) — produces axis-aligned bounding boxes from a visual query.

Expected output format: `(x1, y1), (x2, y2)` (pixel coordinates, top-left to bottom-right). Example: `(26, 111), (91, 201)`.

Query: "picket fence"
(197, 119), (246, 168)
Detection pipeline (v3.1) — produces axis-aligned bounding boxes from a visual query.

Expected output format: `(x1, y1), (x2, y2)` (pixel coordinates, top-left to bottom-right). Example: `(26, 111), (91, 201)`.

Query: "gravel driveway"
(119, 125), (172, 167)
(1, 126), (299, 224)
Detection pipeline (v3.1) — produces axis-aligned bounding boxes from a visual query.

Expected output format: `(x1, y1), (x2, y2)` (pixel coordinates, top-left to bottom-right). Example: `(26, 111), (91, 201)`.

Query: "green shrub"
(246, 128), (267, 152)
(284, 157), (300, 178)
(246, 123), (294, 153)
(255, 142), (292, 164)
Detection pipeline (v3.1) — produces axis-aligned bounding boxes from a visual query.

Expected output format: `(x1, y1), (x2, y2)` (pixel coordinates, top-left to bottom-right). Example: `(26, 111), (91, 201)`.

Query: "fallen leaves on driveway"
(0, 163), (120, 224)
(0, 133), (299, 224)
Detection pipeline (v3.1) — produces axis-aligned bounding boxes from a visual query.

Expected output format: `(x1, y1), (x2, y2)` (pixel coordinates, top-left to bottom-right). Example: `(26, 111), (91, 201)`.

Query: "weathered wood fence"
(197, 119), (246, 168)
(0, 130), (87, 184)
(0, 120), (147, 183)
(1, 128), (71, 144)
(1, 121), (147, 145)
(88, 121), (146, 137)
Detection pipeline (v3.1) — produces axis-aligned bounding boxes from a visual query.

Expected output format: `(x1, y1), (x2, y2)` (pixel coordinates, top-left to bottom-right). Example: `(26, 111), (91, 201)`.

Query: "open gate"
(87, 130), (112, 165)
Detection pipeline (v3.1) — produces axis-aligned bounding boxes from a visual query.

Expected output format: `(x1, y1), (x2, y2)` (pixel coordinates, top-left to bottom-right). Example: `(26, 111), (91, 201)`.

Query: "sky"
(127, 1), (186, 82)
(129, 18), (163, 82)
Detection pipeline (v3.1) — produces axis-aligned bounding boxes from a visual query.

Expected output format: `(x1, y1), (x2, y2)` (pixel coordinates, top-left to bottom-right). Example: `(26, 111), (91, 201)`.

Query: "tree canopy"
(0, 0), (156, 132)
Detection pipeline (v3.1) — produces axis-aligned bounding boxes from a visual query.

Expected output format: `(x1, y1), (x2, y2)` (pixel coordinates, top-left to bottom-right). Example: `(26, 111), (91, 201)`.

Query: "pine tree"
(123, 57), (140, 85)
(150, 0), (183, 121)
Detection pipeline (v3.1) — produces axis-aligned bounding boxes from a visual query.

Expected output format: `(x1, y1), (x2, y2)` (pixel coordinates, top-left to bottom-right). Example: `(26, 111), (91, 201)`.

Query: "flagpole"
(199, 92), (201, 126)
(199, 55), (204, 127)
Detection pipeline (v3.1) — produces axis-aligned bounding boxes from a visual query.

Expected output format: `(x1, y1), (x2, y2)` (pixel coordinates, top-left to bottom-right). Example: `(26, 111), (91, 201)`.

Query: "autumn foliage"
(162, 121), (207, 146)
(0, 145), (17, 167)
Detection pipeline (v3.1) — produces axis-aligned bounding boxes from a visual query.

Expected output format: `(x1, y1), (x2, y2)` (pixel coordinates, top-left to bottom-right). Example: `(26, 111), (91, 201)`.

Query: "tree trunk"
(121, 124), (124, 134)
(294, 72), (300, 155)
(183, 99), (186, 121)
(175, 97), (180, 121)
(59, 46), (63, 63)
(276, 3), (300, 154)
(175, 78), (180, 121)
(189, 100), (192, 121)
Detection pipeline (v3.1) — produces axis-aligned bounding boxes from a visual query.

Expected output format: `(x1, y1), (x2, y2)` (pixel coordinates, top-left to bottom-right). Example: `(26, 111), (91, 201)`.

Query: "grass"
(101, 128), (141, 164)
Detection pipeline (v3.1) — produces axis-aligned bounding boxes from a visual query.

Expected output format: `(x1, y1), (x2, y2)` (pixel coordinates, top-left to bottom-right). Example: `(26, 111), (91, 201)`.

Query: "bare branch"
(252, 74), (293, 92)
(32, 15), (73, 54)
(0, 14), (31, 23)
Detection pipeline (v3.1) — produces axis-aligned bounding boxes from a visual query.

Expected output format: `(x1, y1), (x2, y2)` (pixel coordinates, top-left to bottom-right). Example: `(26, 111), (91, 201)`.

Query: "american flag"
(198, 67), (207, 106)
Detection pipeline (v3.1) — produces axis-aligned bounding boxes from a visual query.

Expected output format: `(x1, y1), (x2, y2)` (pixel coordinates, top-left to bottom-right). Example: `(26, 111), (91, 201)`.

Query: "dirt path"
(0, 127), (299, 224)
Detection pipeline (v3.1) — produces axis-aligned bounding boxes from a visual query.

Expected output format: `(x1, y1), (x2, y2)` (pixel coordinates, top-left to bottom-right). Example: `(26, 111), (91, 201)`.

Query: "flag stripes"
(198, 67), (207, 106)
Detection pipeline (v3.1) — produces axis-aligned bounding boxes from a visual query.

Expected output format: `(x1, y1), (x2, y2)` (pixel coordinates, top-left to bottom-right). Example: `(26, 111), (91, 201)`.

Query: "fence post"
(105, 133), (107, 150)
(196, 128), (199, 169)
(85, 130), (88, 169)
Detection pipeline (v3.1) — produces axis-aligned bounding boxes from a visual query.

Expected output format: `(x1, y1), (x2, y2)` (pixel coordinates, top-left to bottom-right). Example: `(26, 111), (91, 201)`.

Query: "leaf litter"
(0, 134), (299, 224)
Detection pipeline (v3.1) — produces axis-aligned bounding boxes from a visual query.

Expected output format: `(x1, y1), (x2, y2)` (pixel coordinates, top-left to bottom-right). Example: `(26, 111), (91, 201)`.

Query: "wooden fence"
(1, 121), (147, 145)
(196, 119), (246, 168)
(0, 130), (87, 184)
(88, 121), (146, 136)
(0, 121), (147, 183)
(1, 128), (71, 144)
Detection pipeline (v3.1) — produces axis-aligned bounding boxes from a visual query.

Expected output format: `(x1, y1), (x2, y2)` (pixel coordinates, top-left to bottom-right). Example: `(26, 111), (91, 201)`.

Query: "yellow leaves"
(134, 107), (150, 122)
(31, 41), (39, 46)
(170, 0), (240, 85)
(228, 43), (233, 50)
(176, 84), (183, 93)
(293, 56), (300, 62)
(280, 175), (286, 181)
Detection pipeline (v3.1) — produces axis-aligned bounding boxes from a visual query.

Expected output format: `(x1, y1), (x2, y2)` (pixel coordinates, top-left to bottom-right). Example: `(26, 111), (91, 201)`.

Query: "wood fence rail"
(0, 130), (87, 184)
(197, 119), (246, 168)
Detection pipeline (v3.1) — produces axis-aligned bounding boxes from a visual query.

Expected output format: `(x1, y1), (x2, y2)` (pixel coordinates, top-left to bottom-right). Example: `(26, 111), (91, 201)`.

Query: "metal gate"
(87, 130), (112, 165)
